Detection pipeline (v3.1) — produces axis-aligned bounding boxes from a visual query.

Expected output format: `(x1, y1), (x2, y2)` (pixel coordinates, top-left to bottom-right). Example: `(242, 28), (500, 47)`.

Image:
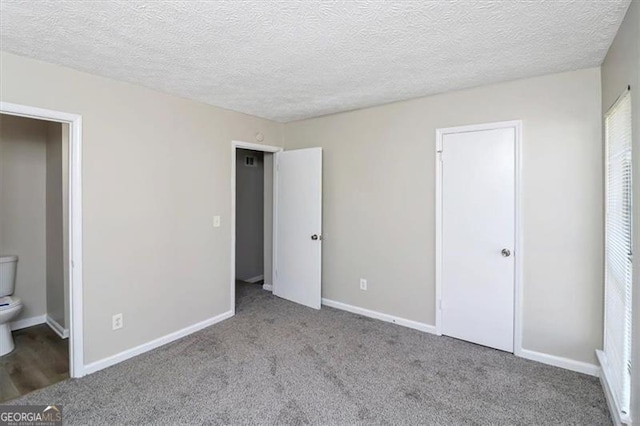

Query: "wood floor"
(0, 324), (69, 403)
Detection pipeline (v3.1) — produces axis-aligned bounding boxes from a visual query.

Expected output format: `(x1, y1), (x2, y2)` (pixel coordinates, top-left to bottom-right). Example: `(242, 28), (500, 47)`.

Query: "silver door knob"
(501, 249), (511, 257)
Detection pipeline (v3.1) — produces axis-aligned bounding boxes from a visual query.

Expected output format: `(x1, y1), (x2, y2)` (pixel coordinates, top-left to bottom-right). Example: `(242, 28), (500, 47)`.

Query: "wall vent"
(244, 155), (257, 167)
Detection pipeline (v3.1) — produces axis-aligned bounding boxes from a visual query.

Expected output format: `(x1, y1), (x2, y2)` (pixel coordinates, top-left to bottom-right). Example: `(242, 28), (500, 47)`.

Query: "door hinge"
(438, 299), (442, 310)
(437, 150), (443, 162)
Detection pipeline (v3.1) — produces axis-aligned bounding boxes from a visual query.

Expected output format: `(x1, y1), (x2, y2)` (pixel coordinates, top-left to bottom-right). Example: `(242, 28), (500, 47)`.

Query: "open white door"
(274, 148), (322, 309)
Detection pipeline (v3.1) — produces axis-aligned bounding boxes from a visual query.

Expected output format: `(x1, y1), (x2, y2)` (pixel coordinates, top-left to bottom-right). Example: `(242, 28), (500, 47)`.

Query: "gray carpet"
(3, 282), (610, 425)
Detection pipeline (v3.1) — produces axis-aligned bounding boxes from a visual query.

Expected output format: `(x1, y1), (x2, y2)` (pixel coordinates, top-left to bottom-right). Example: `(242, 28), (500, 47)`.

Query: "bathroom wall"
(235, 149), (264, 281)
(0, 114), (48, 321)
(62, 123), (71, 328)
(62, 124), (70, 329)
(46, 121), (68, 330)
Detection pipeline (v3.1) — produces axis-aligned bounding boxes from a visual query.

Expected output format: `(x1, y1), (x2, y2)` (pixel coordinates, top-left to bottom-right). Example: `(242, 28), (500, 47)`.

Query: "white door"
(440, 126), (516, 352)
(274, 148), (322, 309)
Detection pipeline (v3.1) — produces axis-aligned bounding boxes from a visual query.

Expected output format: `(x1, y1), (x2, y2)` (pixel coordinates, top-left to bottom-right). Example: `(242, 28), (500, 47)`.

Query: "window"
(603, 88), (633, 418)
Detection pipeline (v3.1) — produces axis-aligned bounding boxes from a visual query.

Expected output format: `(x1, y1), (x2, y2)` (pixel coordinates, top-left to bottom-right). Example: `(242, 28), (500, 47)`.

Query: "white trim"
(243, 275), (264, 284)
(598, 350), (633, 425)
(435, 131), (443, 334)
(0, 102), (82, 124)
(434, 120), (523, 357)
(514, 120), (524, 357)
(0, 102), (84, 378)
(231, 140), (283, 313)
(262, 284), (273, 291)
(601, 376), (627, 426)
(272, 153), (279, 299)
(518, 348), (600, 377)
(84, 310), (233, 375)
(602, 380), (626, 426)
(10, 315), (46, 331)
(322, 298), (437, 335)
(45, 315), (69, 339)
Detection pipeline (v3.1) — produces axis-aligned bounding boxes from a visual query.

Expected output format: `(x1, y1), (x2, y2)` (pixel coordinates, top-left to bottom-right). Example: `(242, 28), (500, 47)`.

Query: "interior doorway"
(0, 113), (70, 400)
(234, 147), (274, 307)
(230, 141), (323, 313)
(0, 102), (84, 380)
(231, 141), (281, 313)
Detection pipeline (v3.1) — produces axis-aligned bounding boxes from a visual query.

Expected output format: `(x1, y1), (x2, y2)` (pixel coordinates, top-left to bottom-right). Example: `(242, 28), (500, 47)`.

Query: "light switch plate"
(112, 313), (123, 330)
(213, 215), (221, 228)
(360, 278), (367, 291)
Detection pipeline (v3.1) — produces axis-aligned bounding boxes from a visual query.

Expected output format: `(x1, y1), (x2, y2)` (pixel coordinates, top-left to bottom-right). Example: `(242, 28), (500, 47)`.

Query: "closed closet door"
(441, 127), (516, 352)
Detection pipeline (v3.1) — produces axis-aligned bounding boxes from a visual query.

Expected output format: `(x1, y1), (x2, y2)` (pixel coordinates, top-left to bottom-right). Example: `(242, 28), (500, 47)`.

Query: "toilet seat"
(0, 296), (22, 310)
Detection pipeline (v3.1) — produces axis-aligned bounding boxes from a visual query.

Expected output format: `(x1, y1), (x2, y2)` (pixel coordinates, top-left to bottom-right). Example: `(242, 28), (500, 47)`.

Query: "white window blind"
(604, 88), (633, 417)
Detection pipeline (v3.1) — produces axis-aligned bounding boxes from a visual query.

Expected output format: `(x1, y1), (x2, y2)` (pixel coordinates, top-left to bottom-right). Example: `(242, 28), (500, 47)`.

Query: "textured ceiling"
(0, 0), (631, 122)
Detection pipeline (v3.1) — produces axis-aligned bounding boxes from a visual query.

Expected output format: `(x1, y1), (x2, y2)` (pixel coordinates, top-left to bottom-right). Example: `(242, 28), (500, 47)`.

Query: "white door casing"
(436, 121), (522, 353)
(274, 148), (322, 309)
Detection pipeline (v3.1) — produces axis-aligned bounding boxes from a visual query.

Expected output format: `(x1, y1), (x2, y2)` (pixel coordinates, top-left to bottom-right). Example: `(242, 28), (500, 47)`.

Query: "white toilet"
(0, 255), (23, 356)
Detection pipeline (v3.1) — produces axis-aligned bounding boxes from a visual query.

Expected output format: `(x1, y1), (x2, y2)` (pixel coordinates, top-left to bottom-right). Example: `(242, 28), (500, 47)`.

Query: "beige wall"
(601, 0), (639, 417)
(235, 149), (264, 281)
(0, 51), (283, 364)
(0, 48), (605, 369)
(0, 114), (48, 321)
(46, 121), (66, 329)
(284, 68), (603, 365)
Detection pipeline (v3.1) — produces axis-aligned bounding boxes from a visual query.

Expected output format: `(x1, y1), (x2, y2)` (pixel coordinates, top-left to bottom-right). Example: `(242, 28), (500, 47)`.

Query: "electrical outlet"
(360, 278), (367, 291)
(112, 313), (123, 330)
(213, 215), (221, 228)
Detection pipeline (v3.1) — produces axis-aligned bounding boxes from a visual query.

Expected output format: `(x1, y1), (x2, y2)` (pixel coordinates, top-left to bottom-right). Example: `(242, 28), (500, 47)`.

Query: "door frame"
(434, 120), (523, 355)
(0, 101), (85, 377)
(230, 140), (283, 314)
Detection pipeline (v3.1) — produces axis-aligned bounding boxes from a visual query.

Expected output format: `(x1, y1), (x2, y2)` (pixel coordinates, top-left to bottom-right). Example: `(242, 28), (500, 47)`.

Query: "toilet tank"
(0, 255), (18, 297)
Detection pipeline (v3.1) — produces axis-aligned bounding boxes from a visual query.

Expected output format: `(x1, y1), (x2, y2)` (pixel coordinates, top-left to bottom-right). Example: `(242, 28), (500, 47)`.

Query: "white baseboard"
(518, 348), (600, 377)
(262, 283), (273, 291)
(596, 350), (630, 425)
(321, 298), (437, 334)
(45, 315), (69, 339)
(84, 310), (234, 375)
(244, 275), (264, 284)
(10, 314), (46, 331)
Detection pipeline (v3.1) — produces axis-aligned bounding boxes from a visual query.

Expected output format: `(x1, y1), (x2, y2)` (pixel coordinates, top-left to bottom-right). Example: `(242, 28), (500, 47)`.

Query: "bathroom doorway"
(0, 114), (71, 401)
(0, 102), (84, 391)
